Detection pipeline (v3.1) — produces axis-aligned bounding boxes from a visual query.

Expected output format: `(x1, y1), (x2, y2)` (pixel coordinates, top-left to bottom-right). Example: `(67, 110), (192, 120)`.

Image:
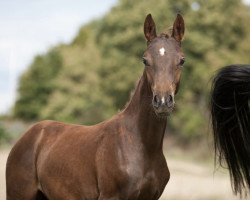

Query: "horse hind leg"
(6, 157), (39, 200)
(6, 147), (44, 200)
(6, 187), (48, 200)
(6, 123), (47, 200)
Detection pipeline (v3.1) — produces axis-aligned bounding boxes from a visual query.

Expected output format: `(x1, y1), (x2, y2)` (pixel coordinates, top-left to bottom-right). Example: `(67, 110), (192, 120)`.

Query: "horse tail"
(210, 64), (250, 195)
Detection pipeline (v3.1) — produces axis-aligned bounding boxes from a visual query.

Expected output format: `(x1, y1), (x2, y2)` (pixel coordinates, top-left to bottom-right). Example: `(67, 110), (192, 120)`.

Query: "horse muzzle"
(152, 93), (175, 117)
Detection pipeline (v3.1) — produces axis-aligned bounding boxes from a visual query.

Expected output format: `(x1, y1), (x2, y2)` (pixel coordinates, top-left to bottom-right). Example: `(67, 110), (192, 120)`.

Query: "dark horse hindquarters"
(6, 14), (185, 200)
(211, 65), (250, 195)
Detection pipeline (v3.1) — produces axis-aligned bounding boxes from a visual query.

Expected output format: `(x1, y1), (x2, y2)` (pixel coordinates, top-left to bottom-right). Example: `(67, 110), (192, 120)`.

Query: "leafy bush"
(0, 124), (10, 145)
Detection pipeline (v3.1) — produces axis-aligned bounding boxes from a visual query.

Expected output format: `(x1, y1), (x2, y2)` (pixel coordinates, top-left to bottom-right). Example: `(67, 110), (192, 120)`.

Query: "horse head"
(143, 14), (185, 117)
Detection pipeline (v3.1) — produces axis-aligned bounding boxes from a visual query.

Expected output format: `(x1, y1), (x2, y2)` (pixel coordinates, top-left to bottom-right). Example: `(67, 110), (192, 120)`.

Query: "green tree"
(41, 26), (115, 124)
(14, 0), (250, 140)
(170, 0), (250, 140)
(14, 49), (62, 120)
(0, 124), (10, 145)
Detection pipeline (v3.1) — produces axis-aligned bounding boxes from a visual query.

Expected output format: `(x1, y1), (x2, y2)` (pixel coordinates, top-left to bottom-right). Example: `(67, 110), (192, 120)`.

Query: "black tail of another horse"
(211, 64), (250, 195)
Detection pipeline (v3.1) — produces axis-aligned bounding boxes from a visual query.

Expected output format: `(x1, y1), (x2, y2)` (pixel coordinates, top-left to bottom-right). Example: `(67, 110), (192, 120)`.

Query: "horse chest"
(118, 156), (168, 199)
(108, 138), (169, 199)
(125, 170), (161, 199)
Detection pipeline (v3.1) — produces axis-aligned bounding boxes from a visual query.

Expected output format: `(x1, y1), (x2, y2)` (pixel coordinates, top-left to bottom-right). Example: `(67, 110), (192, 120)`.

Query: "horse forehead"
(148, 38), (179, 56)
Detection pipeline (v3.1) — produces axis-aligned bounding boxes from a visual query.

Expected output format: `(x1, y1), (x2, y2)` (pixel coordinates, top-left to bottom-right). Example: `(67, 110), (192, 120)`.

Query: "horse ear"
(171, 14), (185, 42)
(144, 14), (157, 42)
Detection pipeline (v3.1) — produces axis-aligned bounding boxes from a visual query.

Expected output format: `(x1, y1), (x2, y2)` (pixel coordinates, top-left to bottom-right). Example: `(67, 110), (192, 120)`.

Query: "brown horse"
(6, 13), (185, 200)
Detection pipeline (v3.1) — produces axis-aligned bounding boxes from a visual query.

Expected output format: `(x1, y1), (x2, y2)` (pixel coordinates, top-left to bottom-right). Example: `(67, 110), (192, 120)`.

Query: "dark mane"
(210, 64), (250, 195)
(161, 26), (174, 38)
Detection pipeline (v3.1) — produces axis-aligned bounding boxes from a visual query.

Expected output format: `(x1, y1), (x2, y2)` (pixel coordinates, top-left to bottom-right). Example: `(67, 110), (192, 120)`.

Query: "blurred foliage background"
(8, 0), (250, 143)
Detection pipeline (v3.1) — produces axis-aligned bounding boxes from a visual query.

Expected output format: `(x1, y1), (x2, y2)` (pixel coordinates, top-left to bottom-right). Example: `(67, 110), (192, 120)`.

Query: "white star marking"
(159, 47), (165, 56)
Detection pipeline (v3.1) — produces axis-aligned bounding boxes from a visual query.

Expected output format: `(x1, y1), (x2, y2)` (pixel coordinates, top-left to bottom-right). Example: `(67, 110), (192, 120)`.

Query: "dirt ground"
(161, 158), (240, 200)
(0, 149), (9, 200)
(0, 148), (244, 200)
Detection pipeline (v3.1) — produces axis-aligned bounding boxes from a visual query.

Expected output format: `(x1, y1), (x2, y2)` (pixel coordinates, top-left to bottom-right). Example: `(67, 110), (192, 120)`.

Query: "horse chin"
(154, 110), (171, 119)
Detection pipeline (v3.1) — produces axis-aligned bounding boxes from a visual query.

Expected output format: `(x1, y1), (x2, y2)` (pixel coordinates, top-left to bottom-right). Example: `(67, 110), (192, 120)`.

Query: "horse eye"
(142, 57), (149, 66)
(179, 57), (185, 66)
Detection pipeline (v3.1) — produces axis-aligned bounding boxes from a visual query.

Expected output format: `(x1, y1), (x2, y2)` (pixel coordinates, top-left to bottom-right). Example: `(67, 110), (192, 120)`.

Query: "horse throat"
(123, 71), (167, 153)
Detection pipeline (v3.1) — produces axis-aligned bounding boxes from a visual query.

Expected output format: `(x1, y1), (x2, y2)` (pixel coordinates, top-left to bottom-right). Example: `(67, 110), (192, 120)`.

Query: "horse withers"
(6, 13), (185, 200)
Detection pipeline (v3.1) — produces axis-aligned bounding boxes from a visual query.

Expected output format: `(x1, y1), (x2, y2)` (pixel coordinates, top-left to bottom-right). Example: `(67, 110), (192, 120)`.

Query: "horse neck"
(122, 71), (167, 154)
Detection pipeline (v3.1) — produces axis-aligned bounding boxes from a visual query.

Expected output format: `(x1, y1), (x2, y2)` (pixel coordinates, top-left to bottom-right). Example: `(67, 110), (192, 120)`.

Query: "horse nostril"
(168, 95), (173, 103)
(153, 95), (160, 108)
(153, 94), (174, 109)
(166, 94), (174, 108)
